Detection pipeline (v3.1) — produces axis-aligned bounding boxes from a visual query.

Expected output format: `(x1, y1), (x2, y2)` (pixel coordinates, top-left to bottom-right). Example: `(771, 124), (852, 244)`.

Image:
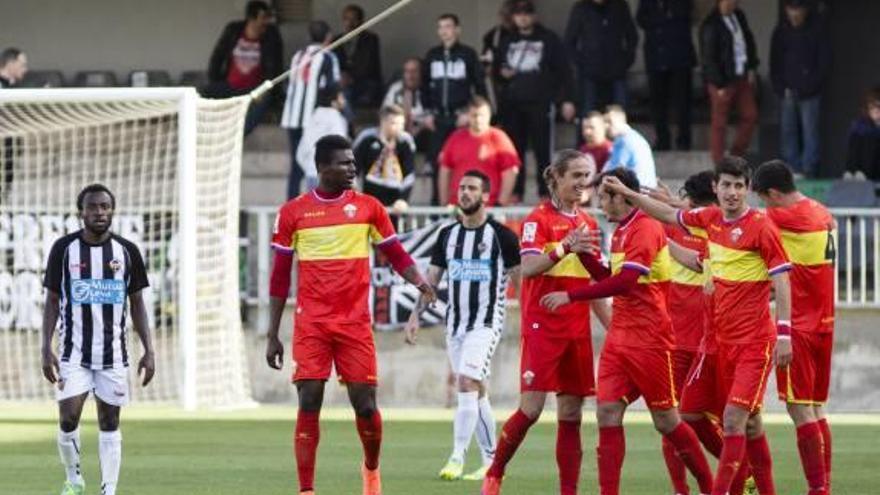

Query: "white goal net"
(0, 88), (251, 409)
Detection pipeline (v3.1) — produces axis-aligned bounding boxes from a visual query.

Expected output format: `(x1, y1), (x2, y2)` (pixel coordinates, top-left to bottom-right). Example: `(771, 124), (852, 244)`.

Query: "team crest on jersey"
(730, 227), (743, 243)
(343, 203), (358, 219)
(477, 241), (488, 253)
(523, 222), (537, 242)
(108, 259), (122, 273)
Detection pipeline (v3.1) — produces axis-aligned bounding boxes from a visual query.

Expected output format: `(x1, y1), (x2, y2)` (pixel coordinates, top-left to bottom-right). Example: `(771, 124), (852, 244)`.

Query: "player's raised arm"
(601, 175), (680, 225)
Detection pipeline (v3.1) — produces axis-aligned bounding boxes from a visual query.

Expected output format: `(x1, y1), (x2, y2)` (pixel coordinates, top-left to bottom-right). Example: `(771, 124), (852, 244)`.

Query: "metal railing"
(240, 206), (880, 330)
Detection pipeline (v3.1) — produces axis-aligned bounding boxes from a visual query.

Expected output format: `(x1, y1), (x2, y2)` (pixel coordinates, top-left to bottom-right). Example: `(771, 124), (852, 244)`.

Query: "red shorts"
(718, 340), (774, 413)
(680, 352), (726, 419)
(520, 334), (595, 397)
(292, 321), (377, 385)
(597, 342), (677, 410)
(777, 331), (833, 405)
(671, 349), (698, 400)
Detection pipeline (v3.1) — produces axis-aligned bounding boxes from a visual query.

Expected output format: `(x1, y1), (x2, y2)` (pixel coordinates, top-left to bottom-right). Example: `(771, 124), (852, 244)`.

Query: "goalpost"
(0, 88), (251, 409)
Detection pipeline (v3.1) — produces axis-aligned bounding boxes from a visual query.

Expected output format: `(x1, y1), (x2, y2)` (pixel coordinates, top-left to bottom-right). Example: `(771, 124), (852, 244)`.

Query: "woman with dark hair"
(844, 86), (880, 181)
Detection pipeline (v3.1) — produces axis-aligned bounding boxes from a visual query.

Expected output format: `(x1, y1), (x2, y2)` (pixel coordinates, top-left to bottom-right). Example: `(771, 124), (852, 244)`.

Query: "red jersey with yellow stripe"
(520, 201), (598, 339)
(607, 209), (674, 349)
(664, 223), (710, 351)
(767, 198), (835, 334)
(271, 190), (396, 325)
(678, 207), (791, 345)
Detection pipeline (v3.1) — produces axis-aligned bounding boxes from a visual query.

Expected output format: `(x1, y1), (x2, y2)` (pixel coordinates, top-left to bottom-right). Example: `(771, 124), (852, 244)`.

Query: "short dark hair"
(308, 20), (331, 43)
(0, 47), (23, 67)
(438, 13), (460, 25)
(77, 184), (116, 212)
(315, 134), (352, 167)
(715, 156), (752, 185)
(752, 160), (797, 194)
(468, 95), (491, 110)
(462, 169), (491, 193)
(245, 0), (271, 19)
(316, 85), (342, 107)
(344, 4), (365, 23)
(683, 170), (718, 206)
(599, 167), (640, 196)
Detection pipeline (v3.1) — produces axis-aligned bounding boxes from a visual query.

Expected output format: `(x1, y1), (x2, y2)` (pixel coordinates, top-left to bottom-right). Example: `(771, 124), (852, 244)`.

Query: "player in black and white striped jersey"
(40, 184), (155, 495)
(404, 170), (520, 482)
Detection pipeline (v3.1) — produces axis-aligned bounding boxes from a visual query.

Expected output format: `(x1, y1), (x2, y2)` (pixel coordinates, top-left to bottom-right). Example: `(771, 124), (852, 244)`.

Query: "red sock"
(686, 415), (724, 458)
(746, 434), (776, 495)
(557, 420), (582, 495)
(729, 459), (751, 495)
(797, 422), (828, 494)
(711, 434), (745, 495)
(295, 410), (320, 492)
(597, 426), (625, 495)
(356, 410), (382, 470)
(818, 418), (832, 491)
(665, 422), (714, 494)
(487, 409), (537, 478)
(662, 436), (690, 495)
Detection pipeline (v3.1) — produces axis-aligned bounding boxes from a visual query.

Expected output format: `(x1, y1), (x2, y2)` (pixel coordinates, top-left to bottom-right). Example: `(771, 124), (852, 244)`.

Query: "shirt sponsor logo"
(71, 279), (125, 305)
(303, 210), (326, 218)
(448, 259), (492, 282)
(522, 222), (538, 242)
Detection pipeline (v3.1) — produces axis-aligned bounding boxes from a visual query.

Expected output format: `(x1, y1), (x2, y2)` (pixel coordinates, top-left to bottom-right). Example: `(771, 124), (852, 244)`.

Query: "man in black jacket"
(564, 0), (638, 115)
(204, 0), (283, 135)
(499, 0), (576, 200)
(771, 0), (830, 178)
(700, 0), (759, 164)
(637, 0), (696, 151)
(423, 13), (486, 203)
(334, 4), (383, 108)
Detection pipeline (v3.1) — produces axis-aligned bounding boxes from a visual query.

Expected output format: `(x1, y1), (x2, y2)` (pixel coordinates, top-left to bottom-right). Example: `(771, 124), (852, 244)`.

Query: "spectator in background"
(844, 86), (880, 181)
(281, 20), (341, 199)
(580, 111), (613, 173)
(564, 0), (638, 115)
(205, 0), (283, 135)
(637, 0), (696, 151)
(771, 0), (830, 178)
(423, 13), (486, 202)
(0, 47), (28, 88)
(296, 87), (349, 192)
(481, 0), (516, 115)
(497, 0), (576, 201)
(604, 105), (657, 187)
(354, 105), (417, 211)
(334, 4), (383, 107)
(700, 0), (759, 164)
(382, 58), (431, 150)
(438, 96), (519, 207)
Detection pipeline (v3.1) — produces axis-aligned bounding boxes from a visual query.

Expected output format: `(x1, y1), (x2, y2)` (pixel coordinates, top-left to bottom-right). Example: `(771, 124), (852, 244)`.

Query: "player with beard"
(405, 170), (521, 482)
(266, 134), (437, 495)
(41, 184), (155, 495)
(481, 150), (611, 495)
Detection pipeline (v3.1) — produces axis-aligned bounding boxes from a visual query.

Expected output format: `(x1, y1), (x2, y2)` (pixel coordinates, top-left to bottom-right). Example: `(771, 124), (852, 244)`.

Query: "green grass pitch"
(1, 407), (877, 494)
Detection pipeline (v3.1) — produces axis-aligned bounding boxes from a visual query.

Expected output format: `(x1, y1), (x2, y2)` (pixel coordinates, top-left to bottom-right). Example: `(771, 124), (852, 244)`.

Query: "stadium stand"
(74, 70), (117, 87)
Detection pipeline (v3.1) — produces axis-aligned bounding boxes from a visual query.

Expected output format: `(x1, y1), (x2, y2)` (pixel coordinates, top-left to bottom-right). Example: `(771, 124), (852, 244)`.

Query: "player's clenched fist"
(266, 336), (284, 370)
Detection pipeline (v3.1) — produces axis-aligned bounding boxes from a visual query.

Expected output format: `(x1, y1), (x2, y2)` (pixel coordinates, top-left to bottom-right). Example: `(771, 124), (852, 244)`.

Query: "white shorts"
(56, 362), (130, 407)
(447, 326), (502, 382)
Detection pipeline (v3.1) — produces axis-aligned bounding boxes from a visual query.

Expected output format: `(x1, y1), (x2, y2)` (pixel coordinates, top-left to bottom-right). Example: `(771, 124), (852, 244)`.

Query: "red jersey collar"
(618, 208), (641, 229)
(311, 188), (351, 203)
(721, 207), (752, 225)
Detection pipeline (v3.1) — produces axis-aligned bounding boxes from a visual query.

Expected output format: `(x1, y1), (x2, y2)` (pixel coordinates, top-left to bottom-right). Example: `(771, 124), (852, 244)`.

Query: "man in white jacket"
(296, 87), (350, 191)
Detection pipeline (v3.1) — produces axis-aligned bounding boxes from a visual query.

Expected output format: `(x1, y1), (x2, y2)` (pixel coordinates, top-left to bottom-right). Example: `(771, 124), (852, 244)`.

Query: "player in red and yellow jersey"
(481, 150), (610, 495)
(266, 135), (436, 495)
(603, 157), (793, 495)
(540, 168), (714, 495)
(754, 160), (835, 495)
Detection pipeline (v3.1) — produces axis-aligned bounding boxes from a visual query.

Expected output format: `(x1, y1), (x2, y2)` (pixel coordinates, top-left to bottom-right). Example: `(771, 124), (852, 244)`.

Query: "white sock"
(99, 430), (122, 495)
(452, 391), (479, 461)
(58, 428), (84, 485)
(475, 396), (497, 465)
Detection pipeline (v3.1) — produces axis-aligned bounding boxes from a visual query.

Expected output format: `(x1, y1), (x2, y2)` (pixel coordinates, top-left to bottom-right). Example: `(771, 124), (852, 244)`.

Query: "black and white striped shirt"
(43, 232), (149, 370)
(431, 218), (520, 336)
(281, 44), (341, 130)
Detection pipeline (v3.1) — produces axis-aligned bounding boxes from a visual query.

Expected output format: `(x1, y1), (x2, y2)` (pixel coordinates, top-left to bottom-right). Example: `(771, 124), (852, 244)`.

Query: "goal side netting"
(0, 88), (251, 409)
